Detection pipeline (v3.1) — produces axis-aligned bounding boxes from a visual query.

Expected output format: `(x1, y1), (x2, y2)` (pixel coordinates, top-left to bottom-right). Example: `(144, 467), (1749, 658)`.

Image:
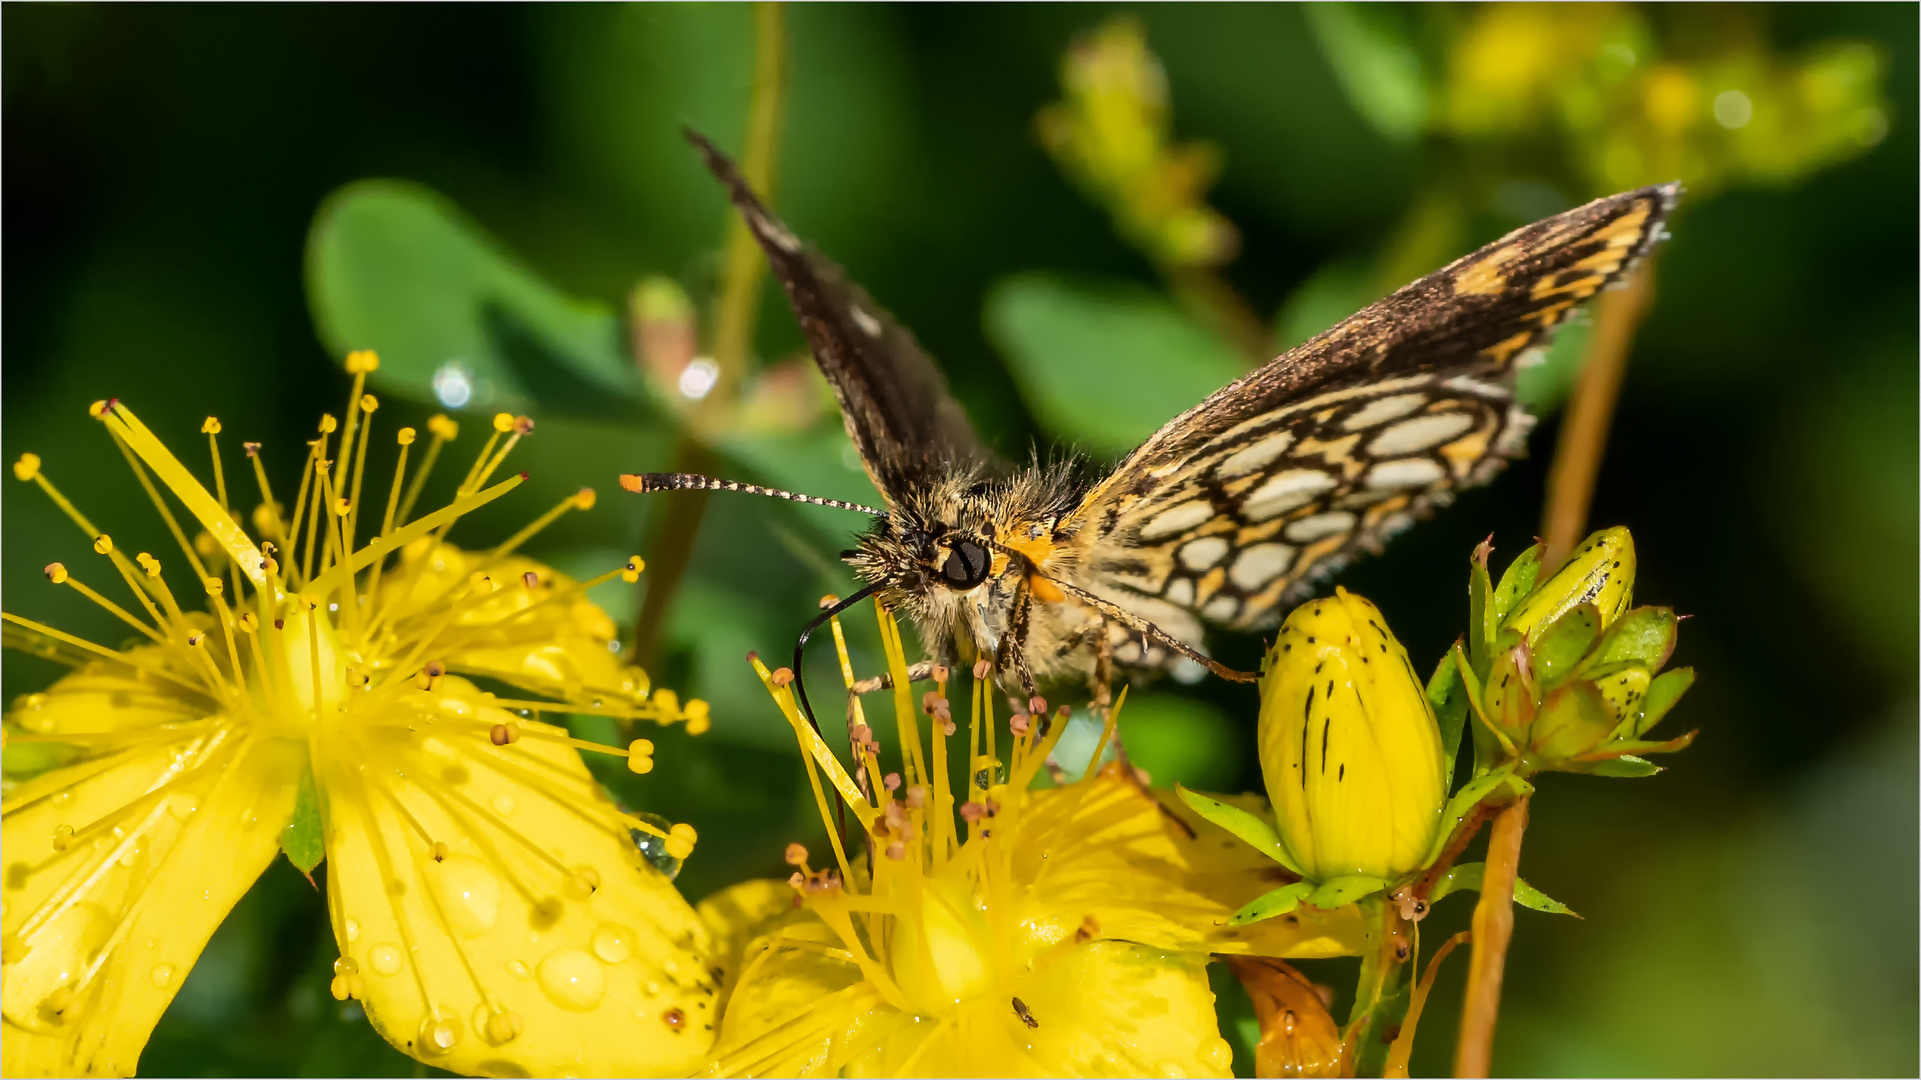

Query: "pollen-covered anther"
(431, 841), (450, 863)
(1009, 713), (1032, 738)
(318, 413), (338, 434)
(328, 973), (364, 1001)
(683, 698), (711, 735)
(490, 723), (520, 746)
(427, 414), (458, 440)
(92, 534), (113, 554)
(784, 842), (810, 869)
(1075, 915), (1101, 943)
(930, 663), (950, 682)
(851, 723), (873, 746)
(13, 453), (42, 481)
(770, 667), (794, 687)
(884, 841), (906, 861)
(512, 415), (534, 436)
(418, 1016), (463, 1055)
(1028, 695), (1048, 715)
(343, 349), (381, 374)
(347, 666), (370, 688)
(136, 552), (161, 577)
(204, 576), (224, 596)
(904, 784), (927, 809)
(621, 555), (646, 583)
(242, 441), (261, 457)
(566, 866), (601, 899)
(201, 416), (222, 434)
(43, 562), (67, 584)
(238, 612), (259, 633)
(627, 739), (656, 774)
(359, 393), (379, 413)
(334, 497), (352, 517)
(396, 426), (416, 446)
(484, 1009), (525, 1045)
(972, 659), (993, 680)
(186, 632), (205, 648)
(665, 823), (696, 861)
(883, 772), (902, 793)
(959, 803), (985, 824)
(573, 487), (596, 510)
(492, 413), (515, 434)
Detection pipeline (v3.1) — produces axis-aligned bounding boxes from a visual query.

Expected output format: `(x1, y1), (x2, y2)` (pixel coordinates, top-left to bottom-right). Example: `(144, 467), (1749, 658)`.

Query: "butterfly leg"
(847, 660), (936, 696)
(993, 582), (1041, 703)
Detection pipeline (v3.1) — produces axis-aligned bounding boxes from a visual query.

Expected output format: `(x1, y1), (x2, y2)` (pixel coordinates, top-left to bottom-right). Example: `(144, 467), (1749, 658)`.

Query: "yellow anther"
(43, 563), (67, 585)
(262, 557), (279, 576)
(784, 842), (809, 867)
(13, 453), (41, 481)
(186, 632), (205, 648)
(513, 415), (535, 435)
(627, 739), (655, 774)
(651, 689), (680, 717)
(684, 699), (712, 736)
(51, 824), (74, 852)
(431, 841), (449, 862)
(664, 824), (696, 861)
(397, 427), (417, 446)
(318, 414), (338, 434)
(201, 417), (222, 434)
(493, 413), (515, 433)
(296, 593), (318, 612)
(333, 497), (352, 517)
(566, 866), (601, 899)
(621, 555), (645, 583)
(574, 487), (597, 510)
(238, 612), (259, 633)
(243, 441), (261, 457)
(88, 400), (111, 418)
(359, 393), (378, 413)
(204, 577), (224, 596)
(344, 350), (381, 374)
(251, 503), (279, 536)
(137, 553), (161, 577)
(329, 974), (363, 1001)
(92, 535), (113, 555)
(347, 667), (370, 688)
(468, 571), (495, 593)
(490, 723), (520, 746)
(193, 531), (223, 559)
(427, 414), (458, 440)
(484, 1009), (525, 1045)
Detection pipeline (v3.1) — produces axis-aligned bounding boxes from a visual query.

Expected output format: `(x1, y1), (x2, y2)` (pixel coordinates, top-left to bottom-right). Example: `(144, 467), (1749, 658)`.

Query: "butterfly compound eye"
(940, 539), (991, 590)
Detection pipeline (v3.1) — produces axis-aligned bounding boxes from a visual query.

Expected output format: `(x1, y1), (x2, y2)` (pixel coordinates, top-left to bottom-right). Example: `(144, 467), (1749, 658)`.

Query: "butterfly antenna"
(621, 473), (883, 517)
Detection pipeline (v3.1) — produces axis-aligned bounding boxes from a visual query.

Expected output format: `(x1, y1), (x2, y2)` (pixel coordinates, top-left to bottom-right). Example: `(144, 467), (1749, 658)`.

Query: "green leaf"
(1176, 784), (1304, 876)
(1302, 4), (1430, 143)
(1532, 603), (1601, 690)
(306, 180), (651, 420)
(281, 765), (324, 875)
(1589, 606), (1678, 671)
(1307, 874), (1388, 909)
(1467, 550), (1496, 674)
(1490, 542), (1543, 627)
(1230, 881), (1314, 925)
(1635, 667), (1695, 737)
(1427, 650), (1468, 791)
(1427, 862), (1579, 916)
(985, 274), (1247, 458)
(1577, 754), (1663, 778)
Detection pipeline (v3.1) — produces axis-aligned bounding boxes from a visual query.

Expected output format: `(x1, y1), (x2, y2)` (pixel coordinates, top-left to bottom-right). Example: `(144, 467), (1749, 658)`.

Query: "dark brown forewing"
(685, 130), (987, 503)
(1066, 183), (1679, 635)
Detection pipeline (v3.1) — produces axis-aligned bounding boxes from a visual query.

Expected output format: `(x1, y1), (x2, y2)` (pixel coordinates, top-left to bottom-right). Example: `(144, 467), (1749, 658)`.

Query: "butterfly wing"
(1063, 184), (1679, 633)
(686, 130), (990, 503)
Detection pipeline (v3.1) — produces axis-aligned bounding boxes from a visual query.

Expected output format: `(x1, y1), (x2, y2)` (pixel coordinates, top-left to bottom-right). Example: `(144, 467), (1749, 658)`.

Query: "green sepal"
(1307, 874), (1388, 909)
(1453, 643), (1507, 778)
(1490, 542), (1543, 627)
(1571, 754), (1663, 777)
(1422, 764), (1527, 868)
(1582, 730), (1698, 760)
(1585, 606), (1678, 672)
(281, 764), (325, 875)
(1426, 862), (1580, 916)
(1427, 648), (1469, 791)
(1467, 545), (1496, 673)
(1176, 784), (1306, 877)
(1633, 667), (1695, 737)
(1532, 603), (1601, 691)
(1229, 881), (1315, 925)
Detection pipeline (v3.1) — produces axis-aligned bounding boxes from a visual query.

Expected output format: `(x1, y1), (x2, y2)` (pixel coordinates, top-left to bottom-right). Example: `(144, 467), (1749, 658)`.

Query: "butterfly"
(625, 130), (1677, 718)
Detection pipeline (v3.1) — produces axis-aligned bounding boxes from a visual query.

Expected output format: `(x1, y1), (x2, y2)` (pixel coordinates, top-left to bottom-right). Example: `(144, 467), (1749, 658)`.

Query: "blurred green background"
(4, 5), (1914, 1076)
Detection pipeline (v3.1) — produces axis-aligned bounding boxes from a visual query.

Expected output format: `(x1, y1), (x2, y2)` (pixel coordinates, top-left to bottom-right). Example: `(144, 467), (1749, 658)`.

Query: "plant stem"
(1540, 265), (1655, 565)
(1453, 793), (1530, 1078)
(630, 1), (787, 666)
(1347, 896), (1414, 1078)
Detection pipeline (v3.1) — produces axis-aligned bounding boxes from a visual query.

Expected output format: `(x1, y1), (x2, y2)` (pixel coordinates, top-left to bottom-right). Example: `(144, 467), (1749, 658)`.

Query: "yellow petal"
(2, 669), (301, 1077)
(316, 682), (715, 1077)
(998, 941), (1233, 1078)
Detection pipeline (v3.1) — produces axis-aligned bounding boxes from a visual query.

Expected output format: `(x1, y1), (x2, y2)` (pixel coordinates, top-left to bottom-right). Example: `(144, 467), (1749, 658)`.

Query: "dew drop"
(491, 793), (517, 816)
(427, 855), (502, 937)
(536, 948), (606, 1011)
(507, 959), (531, 980)
(150, 963), (176, 989)
(628, 812), (682, 881)
(167, 793), (199, 821)
(344, 917), (361, 943)
(591, 924), (635, 965)
(369, 943), (404, 976)
(644, 980), (662, 997)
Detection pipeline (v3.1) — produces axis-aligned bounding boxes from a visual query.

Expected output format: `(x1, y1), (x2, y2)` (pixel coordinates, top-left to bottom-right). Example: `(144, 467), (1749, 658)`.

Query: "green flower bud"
(1259, 588), (1447, 882)
(1503, 527), (1635, 642)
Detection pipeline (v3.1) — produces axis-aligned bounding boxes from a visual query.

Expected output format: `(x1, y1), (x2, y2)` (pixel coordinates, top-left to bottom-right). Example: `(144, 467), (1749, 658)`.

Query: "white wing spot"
(1243, 470), (1337, 522)
(1341, 393), (1429, 431)
(1215, 430), (1296, 478)
(850, 306), (883, 338)
(1368, 412), (1479, 456)
(1284, 511), (1358, 543)
(751, 208), (803, 254)
(1367, 458), (1446, 490)
(1202, 595), (1239, 622)
(1179, 536), (1229, 571)
(1229, 543), (1296, 591)
(1164, 577), (1195, 607)
(1139, 499), (1214, 540)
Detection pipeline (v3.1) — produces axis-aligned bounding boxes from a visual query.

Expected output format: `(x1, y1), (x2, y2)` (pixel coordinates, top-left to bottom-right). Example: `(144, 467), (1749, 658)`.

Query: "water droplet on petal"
(150, 963), (175, 989)
(369, 943), (404, 976)
(591, 924), (635, 964)
(628, 812), (682, 880)
(536, 948), (605, 1011)
(344, 918), (361, 943)
(427, 856), (501, 937)
(507, 959), (531, 980)
(491, 793), (516, 816)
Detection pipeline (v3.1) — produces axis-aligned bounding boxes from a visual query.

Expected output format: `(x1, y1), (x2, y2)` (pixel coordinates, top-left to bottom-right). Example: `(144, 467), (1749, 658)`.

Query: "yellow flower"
(2, 358), (716, 1077)
(704, 604), (1363, 1077)
(1258, 588), (1447, 884)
